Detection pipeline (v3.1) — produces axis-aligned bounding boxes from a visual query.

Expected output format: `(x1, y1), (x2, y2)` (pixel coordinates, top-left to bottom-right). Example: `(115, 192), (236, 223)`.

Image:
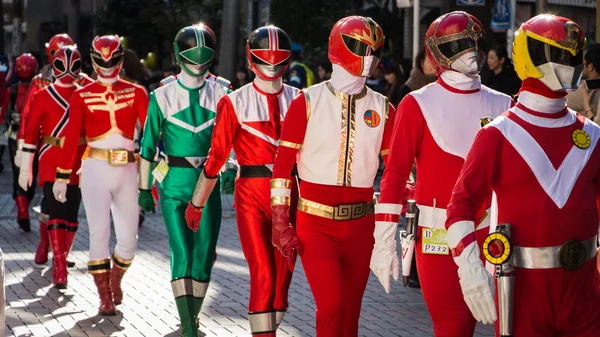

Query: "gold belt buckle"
(333, 202), (367, 221)
(557, 240), (587, 271)
(108, 149), (129, 166)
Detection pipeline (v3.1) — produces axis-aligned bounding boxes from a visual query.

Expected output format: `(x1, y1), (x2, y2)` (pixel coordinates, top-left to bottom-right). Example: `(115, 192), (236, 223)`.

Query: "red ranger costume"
(14, 33), (93, 266)
(445, 15), (600, 336)
(52, 35), (148, 316)
(3, 54), (38, 233)
(18, 46), (86, 288)
(371, 12), (514, 337)
(184, 26), (298, 336)
(270, 16), (394, 336)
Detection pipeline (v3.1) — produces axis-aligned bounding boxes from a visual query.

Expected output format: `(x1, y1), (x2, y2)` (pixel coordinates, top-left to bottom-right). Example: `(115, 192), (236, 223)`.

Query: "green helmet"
(173, 24), (216, 77)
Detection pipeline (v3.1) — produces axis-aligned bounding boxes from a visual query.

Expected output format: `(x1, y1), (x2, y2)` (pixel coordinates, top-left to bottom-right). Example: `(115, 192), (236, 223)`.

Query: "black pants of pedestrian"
(8, 138), (37, 200)
(42, 183), (81, 222)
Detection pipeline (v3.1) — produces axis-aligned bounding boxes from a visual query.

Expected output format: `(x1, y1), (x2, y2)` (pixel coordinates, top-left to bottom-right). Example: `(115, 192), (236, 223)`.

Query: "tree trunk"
(68, 0), (80, 42)
(218, 0), (240, 80)
(12, 0), (22, 56)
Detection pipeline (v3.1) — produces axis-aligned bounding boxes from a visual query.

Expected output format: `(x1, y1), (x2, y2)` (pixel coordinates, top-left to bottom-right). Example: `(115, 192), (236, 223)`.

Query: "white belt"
(513, 236), (598, 269)
(417, 204), (491, 230)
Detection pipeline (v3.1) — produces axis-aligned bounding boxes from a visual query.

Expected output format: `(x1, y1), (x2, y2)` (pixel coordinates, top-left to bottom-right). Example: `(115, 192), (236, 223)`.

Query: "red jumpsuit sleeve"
(378, 95), (424, 205)
(380, 102), (396, 165)
(57, 91), (84, 171)
(23, 92), (43, 146)
(445, 127), (503, 229)
(272, 91), (308, 180)
(17, 81), (40, 139)
(204, 96), (241, 177)
(135, 86), (149, 131)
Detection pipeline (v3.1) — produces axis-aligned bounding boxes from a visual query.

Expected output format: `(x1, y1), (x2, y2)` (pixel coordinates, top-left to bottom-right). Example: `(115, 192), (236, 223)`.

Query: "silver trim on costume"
(192, 279), (209, 298)
(513, 236), (597, 269)
(171, 279), (192, 298)
(275, 310), (286, 326)
(191, 170), (218, 207)
(248, 311), (276, 333)
(138, 157), (156, 190)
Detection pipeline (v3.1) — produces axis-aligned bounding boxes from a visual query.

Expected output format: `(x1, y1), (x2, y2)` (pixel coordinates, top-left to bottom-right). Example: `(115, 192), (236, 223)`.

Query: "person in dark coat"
(398, 50), (437, 102)
(483, 45), (522, 97)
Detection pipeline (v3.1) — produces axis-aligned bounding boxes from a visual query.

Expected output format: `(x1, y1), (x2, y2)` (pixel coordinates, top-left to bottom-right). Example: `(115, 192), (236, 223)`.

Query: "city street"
(0, 153), (495, 336)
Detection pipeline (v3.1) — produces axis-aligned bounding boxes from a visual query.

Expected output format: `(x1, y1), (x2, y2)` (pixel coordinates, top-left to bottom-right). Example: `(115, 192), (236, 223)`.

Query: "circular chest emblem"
(482, 232), (512, 265)
(480, 116), (494, 128)
(572, 129), (591, 149)
(364, 110), (381, 128)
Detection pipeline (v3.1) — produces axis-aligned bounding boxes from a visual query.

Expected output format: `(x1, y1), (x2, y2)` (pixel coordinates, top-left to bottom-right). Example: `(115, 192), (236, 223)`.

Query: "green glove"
(221, 169), (236, 194)
(138, 189), (155, 213)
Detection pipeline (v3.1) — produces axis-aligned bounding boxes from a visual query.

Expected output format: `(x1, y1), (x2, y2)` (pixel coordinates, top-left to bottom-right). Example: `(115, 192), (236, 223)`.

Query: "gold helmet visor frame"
(425, 17), (485, 70)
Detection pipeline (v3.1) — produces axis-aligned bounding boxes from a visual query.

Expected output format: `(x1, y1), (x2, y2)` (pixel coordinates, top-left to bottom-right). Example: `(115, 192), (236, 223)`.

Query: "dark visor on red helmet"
(437, 37), (486, 60)
(342, 36), (383, 58)
(91, 50), (123, 69)
(527, 37), (583, 67)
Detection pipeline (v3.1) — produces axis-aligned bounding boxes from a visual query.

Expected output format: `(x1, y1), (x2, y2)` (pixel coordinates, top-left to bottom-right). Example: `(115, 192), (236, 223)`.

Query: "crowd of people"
(0, 9), (599, 337)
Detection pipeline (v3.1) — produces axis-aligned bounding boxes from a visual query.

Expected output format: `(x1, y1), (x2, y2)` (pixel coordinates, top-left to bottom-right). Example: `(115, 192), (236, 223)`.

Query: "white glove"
(458, 262), (497, 324)
(52, 181), (68, 203)
(17, 150), (34, 190)
(371, 203), (402, 293)
(370, 240), (400, 293)
(14, 139), (24, 168)
(447, 220), (497, 325)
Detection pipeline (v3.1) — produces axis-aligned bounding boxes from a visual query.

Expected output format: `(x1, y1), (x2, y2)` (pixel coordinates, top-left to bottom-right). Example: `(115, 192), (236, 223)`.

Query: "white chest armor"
(298, 82), (389, 187)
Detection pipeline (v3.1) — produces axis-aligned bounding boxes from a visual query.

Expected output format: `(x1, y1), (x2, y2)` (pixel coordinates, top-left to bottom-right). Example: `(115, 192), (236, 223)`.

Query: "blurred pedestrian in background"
(398, 50), (437, 102)
(482, 45), (521, 97)
(232, 66), (251, 89)
(316, 63), (331, 83)
(567, 43), (600, 121)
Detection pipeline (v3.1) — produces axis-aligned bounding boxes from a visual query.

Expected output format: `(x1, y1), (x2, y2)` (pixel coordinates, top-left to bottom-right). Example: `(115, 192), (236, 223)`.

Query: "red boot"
(110, 253), (132, 305)
(65, 222), (79, 266)
(89, 259), (116, 316)
(48, 220), (67, 288)
(15, 195), (31, 232)
(34, 220), (49, 264)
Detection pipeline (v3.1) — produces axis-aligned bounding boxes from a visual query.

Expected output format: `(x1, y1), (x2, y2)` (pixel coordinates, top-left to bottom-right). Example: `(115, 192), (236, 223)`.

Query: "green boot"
(175, 296), (198, 337)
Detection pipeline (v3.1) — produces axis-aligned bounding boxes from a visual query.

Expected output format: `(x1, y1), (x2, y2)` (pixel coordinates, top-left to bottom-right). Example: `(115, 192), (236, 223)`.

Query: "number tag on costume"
(422, 228), (450, 255)
(152, 160), (169, 183)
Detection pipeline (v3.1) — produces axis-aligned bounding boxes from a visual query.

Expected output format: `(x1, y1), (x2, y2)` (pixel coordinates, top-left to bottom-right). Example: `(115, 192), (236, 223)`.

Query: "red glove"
(185, 202), (203, 232)
(401, 182), (416, 215)
(272, 204), (303, 272)
(151, 185), (160, 206)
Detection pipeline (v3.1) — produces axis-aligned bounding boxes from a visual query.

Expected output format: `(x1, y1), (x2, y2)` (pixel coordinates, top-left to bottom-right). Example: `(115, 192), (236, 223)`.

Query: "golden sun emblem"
(572, 129), (591, 149)
(483, 232), (512, 265)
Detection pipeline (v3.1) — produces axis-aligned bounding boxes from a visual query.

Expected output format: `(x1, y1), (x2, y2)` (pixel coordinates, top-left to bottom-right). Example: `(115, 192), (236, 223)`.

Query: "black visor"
(438, 37), (485, 60)
(527, 36), (583, 67)
(250, 54), (290, 67)
(342, 36), (383, 58)
(53, 59), (66, 72)
(91, 52), (123, 69)
(72, 60), (82, 72)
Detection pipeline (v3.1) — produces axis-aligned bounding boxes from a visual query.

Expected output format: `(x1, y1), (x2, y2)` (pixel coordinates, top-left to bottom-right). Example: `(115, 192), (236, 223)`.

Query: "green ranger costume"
(138, 24), (233, 337)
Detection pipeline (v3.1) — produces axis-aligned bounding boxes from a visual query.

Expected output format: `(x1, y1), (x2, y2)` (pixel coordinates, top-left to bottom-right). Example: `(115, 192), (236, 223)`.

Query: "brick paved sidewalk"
(0, 154), (495, 337)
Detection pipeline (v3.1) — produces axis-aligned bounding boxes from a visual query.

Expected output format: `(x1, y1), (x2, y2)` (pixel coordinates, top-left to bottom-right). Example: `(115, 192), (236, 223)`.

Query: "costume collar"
(54, 79), (74, 88)
(330, 64), (366, 95)
(97, 75), (119, 84)
(253, 77), (283, 94)
(438, 71), (481, 93)
(178, 71), (206, 90)
(517, 90), (567, 116)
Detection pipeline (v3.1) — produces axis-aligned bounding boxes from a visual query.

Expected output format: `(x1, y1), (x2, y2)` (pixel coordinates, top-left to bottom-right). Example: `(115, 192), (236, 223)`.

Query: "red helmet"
(45, 33), (74, 61)
(90, 35), (124, 78)
(246, 26), (292, 80)
(328, 16), (384, 77)
(15, 53), (38, 80)
(52, 46), (82, 84)
(425, 11), (486, 75)
(512, 14), (585, 91)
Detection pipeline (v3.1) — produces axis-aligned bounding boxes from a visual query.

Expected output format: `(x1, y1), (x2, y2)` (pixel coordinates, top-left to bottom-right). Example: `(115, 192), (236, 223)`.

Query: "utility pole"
(596, 0), (600, 42)
(68, 0), (80, 42)
(507, 0), (516, 56)
(536, 0), (548, 15)
(412, 0), (420, 60)
(0, 1), (4, 53)
(218, 0), (240, 81)
(12, 0), (22, 56)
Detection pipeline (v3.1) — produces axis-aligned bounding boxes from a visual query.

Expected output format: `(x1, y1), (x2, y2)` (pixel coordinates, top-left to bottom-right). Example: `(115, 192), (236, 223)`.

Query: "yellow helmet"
(512, 14), (585, 91)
